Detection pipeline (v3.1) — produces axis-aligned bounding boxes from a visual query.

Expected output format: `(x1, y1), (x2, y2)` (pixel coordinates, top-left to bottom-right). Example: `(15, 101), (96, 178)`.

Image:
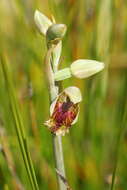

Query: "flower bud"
(54, 59), (105, 81)
(70, 59), (104, 79)
(34, 10), (52, 35)
(44, 86), (82, 136)
(46, 24), (67, 46)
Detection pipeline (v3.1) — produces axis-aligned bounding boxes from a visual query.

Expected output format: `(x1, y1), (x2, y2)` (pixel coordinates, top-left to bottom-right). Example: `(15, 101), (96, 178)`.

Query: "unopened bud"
(70, 59), (104, 79)
(54, 59), (104, 81)
(46, 24), (67, 46)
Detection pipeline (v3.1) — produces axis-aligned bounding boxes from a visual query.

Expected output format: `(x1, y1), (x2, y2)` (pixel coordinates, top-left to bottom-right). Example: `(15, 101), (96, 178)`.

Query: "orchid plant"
(34, 10), (104, 190)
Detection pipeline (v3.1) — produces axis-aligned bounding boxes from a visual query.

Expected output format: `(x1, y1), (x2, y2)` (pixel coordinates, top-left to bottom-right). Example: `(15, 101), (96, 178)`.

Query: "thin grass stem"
(110, 110), (127, 190)
(0, 55), (39, 190)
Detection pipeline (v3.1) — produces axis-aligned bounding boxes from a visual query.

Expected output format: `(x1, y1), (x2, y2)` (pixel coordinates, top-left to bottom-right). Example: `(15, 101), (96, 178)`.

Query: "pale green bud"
(46, 24), (67, 45)
(34, 10), (52, 35)
(70, 59), (104, 79)
(54, 59), (104, 81)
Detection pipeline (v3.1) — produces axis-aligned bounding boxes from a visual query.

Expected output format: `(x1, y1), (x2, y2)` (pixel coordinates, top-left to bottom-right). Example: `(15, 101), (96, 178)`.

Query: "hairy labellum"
(45, 87), (81, 135)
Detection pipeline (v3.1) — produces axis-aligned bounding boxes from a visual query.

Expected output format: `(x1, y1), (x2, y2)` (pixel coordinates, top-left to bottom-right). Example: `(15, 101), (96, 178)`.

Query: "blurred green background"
(0, 0), (127, 189)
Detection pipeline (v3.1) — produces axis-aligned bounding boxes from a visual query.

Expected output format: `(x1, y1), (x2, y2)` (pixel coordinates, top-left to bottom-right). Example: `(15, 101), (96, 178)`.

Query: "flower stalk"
(35, 10), (68, 190)
(45, 43), (66, 190)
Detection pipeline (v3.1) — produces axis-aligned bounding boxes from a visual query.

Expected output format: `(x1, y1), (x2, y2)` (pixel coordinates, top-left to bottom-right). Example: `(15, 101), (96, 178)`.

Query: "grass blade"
(0, 54), (39, 190)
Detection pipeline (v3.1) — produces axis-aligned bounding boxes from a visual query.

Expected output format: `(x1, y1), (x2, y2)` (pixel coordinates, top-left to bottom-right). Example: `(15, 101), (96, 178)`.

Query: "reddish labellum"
(45, 92), (79, 135)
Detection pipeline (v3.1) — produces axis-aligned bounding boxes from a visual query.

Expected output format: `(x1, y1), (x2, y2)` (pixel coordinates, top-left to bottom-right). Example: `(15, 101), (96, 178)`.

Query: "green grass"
(0, 0), (127, 190)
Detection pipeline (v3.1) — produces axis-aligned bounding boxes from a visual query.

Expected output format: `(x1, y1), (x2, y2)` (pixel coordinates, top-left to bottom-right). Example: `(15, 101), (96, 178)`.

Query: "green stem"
(45, 46), (66, 190)
(110, 130), (121, 190)
(110, 111), (127, 190)
(53, 135), (66, 190)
